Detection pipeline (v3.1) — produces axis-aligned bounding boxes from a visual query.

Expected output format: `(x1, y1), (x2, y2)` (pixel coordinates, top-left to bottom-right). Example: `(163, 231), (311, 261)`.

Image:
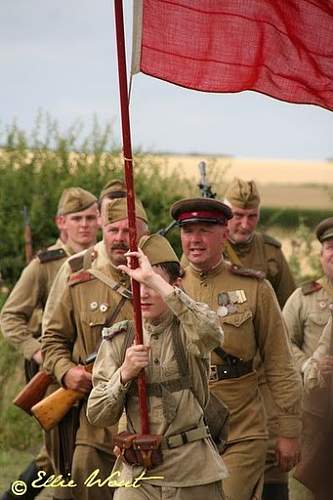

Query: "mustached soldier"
(42, 197), (149, 500)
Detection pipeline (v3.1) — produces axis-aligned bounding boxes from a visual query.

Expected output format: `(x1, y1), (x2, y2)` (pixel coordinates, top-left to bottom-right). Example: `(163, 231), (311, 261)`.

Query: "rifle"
(197, 160), (216, 199)
(31, 353), (96, 431)
(23, 205), (33, 263)
(294, 313), (333, 497)
(13, 370), (53, 415)
(158, 160), (216, 237)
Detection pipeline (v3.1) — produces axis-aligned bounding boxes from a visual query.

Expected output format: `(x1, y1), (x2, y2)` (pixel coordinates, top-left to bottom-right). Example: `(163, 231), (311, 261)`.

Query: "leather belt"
(210, 360), (253, 381)
(162, 425), (210, 449)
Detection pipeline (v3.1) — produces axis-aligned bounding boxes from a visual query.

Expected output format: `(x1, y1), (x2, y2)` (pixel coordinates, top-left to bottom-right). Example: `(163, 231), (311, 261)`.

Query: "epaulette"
(68, 270), (96, 286)
(301, 281), (322, 295)
(37, 248), (67, 263)
(229, 264), (266, 280)
(262, 234), (282, 248)
(101, 320), (129, 341)
(68, 247), (98, 273)
(68, 254), (85, 273)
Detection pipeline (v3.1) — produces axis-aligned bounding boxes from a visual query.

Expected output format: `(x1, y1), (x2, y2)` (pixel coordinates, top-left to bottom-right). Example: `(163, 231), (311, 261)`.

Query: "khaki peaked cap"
(99, 179), (127, 200)
(170, 198), (232, 225)
(224, 178), (260, 209)
(57, 187), (97, 215)
(139, 234), (179, 266)
(315, 217), (333, 243)
(104, 197), (148, 225)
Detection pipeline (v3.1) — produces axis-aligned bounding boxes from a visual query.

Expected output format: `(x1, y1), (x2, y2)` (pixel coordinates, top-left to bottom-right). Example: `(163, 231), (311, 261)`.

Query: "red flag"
(132, 0), (333, 111)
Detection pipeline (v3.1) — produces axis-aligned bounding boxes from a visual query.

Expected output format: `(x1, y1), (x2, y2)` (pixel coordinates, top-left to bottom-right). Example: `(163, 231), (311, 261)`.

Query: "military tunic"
(224, 233), (295, 309)
(42, 240), (134, 499)
(87, 287), (227, 498)
(282, 279), (333, 500)
(0, 238), (73, 477)
(0, 239), (73, 360)
(182, 261), (302, 500)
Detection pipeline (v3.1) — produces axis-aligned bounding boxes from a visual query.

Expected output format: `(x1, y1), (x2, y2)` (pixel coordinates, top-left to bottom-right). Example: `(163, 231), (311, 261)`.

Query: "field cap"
(315, 217), (333, 243)
(224, 178), (260, 209)
(99, 179), (127, 200)
(103, 197), (148, 225)
(57, 187), (97, 215)
(170, 198), (232, 226)
(139, 234), (179, 265)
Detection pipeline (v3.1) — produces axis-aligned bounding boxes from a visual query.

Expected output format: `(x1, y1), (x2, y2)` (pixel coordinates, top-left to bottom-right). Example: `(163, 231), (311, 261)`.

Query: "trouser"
(71, 444), (116, 500)
(259, 378), (289, 500)
(289, 412), (319, 500)
(222, 439), (268, 500)
(114, 481), (225, 500)
(262, 436), (289, 500)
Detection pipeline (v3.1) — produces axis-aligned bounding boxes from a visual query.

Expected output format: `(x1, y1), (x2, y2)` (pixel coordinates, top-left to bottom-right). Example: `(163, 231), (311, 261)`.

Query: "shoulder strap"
(171, 319), (190, 379)
(120, 321), (135, 364)
(301, 281), (322, 296)
(88, 268), (132, 300)
(38, 248), (67, 263)
(262, 233), (282, 248)
(229, 263), (266, 280)
(224, 241), (243, 267)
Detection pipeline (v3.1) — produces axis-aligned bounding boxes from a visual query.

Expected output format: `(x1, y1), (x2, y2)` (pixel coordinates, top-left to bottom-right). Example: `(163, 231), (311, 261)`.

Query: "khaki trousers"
(71, 444), (116, 500)
(114, 481), (225, 500)
(289, 412), (320, 500)
(222, 439), (268, 500)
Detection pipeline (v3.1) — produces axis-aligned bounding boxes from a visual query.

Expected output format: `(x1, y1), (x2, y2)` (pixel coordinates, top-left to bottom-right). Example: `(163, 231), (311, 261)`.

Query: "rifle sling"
(224, 240), (243, 267)
(88, 268), (132, 300)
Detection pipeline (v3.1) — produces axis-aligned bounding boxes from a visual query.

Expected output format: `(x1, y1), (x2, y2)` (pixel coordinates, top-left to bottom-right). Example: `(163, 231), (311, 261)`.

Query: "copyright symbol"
(11, 480), (27, 496)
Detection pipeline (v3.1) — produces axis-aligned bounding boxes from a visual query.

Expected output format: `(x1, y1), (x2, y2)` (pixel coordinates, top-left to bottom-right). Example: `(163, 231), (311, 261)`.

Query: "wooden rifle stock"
(31, 360), (94, 431)
(13, 370), (53, 415)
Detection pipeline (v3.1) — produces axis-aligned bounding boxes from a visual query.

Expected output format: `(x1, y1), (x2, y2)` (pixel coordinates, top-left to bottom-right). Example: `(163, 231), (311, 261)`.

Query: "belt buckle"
(210, 364), (219, 382)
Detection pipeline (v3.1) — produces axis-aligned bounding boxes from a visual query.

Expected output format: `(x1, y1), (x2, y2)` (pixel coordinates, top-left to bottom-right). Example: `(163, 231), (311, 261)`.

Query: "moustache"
(111, 243), (129, 251)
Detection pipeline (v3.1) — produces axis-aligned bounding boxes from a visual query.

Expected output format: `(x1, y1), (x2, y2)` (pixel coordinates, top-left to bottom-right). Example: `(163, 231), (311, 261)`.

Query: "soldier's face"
(227, 205), (259, 243)
(180, 222), (228, 271)
(140, 267), (170, 320)
(321, 240), (333, 280)
(103, 218), (148, 266)
(59, 203), (99, 252)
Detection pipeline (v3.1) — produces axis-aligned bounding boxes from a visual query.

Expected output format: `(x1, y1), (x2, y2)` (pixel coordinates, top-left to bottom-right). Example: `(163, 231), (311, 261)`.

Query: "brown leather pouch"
(114, 431), (139, 465)
(114, 431), (163, 469)
(133, 434), (163, 469)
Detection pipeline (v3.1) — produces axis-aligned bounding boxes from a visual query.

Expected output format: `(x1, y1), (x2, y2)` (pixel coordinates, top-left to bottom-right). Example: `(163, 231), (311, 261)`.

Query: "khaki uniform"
(224, 233), (296, 492)
(283, 277), (333, 500)
(87, 288), (227, 499)
(0, 239), (73, 360)
(42, 240), (134, 500)
(0, 238), (74, 475)
(224, 233), (295, 309)
(182, 261), (302, 500)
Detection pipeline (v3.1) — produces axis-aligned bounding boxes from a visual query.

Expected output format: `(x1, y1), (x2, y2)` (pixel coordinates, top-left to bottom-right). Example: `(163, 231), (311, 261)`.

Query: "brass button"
(154, 358), (160, 365)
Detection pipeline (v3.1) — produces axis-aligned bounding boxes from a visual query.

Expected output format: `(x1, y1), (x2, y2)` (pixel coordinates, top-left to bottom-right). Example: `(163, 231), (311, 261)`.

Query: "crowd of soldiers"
(1, 176), (332, 500)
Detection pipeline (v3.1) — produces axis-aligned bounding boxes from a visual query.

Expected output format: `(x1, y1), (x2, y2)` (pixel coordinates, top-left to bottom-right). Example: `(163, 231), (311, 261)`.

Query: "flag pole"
(114, 0), (150, 435)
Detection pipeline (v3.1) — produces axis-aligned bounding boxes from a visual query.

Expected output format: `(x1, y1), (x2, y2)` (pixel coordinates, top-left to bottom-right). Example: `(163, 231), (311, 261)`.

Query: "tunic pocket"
(222, 309), (253, 327)
(220, 308), (255, 359)
(81, 311), (108, 328)
(308, 312), (329, 328)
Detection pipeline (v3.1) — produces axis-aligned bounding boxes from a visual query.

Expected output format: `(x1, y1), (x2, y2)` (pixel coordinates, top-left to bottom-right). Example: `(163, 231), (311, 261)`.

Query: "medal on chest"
(217, 290), (247, 317)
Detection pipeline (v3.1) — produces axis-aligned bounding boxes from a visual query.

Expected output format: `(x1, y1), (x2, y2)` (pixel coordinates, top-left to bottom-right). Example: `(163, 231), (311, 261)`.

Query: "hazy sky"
(1, 0), (332, 160)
